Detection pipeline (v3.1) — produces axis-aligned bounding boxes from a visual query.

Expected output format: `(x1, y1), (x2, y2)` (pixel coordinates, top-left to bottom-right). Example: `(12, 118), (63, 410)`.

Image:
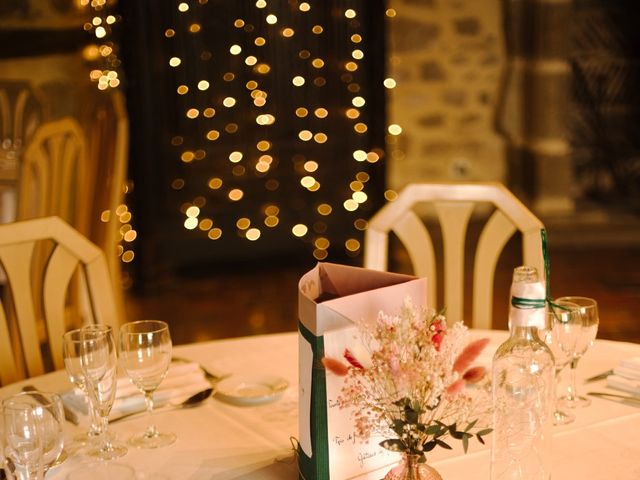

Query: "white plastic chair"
(364, 182), (546, 329)
(0, 216), (120, 385)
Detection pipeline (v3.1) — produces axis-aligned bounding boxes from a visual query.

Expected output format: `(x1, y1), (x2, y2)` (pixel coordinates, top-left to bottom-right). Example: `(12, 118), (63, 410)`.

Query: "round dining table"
(1, 330), (639, 479)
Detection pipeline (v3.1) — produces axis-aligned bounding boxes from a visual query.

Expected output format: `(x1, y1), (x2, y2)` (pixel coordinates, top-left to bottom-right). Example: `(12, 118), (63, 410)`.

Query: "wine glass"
(62, 329), (101, 443)
(79, 324), (127, 459)
(541, 306), (582, 425)
(118, 320), (176, 448)
(2, 391), (64, 477)
(2, 398), (44, 479)
(556, 296), (599, 409)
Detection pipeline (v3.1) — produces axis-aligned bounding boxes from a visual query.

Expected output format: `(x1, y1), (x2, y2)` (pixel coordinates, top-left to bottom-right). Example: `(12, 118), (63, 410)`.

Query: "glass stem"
(566, 358), (579, 401)
(88, 402), (101, 436)
(143, 391), (158, 438)
(98, 415), (113, 453)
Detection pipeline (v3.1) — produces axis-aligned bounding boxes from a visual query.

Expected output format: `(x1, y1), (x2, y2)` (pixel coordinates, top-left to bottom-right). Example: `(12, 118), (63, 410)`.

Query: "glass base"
(558, 394), (591, 409)
(72, 429), (101, 445)
(86, 442), (128, 460)
(129, 430), (176, 449)
(552, 408), (575, 425)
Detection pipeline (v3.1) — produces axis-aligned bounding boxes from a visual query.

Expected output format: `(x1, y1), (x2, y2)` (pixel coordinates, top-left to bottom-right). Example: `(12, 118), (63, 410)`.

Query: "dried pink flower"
(462, 365), (487, 384)
(453, 338), (490, 373)
(343, 348), (365, 370)
(322, 356), (349, 376)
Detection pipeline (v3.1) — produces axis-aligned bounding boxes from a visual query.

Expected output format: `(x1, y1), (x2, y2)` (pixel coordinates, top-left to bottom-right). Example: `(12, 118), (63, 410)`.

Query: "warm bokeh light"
(158, 0), (384, 260)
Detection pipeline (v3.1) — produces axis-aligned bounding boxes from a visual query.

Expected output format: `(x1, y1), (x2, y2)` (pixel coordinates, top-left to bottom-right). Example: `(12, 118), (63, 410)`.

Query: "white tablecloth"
(1, 330), (639, 479)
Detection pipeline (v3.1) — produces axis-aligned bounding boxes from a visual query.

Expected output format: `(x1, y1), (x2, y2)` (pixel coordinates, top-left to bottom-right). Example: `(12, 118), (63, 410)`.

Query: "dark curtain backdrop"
(119, 0), (387, 290)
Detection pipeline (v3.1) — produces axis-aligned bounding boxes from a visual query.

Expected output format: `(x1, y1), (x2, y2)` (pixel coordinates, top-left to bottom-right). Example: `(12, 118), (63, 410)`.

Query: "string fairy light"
(164, 0), (385, 260)
(81, 0), (122, 90)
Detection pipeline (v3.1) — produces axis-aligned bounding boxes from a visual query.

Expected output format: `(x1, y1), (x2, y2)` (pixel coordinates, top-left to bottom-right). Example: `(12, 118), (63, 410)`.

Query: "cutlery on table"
(584, 369), (614, 383)
(587, 391), (640, 405)
(21, 385), (79, 425)
(109, 387), (214, 423)
(171, 356), (226, 384)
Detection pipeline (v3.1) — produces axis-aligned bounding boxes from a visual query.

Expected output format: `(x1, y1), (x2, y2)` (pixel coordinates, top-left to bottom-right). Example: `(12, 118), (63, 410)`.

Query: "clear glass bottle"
(490, 265), (555, 480)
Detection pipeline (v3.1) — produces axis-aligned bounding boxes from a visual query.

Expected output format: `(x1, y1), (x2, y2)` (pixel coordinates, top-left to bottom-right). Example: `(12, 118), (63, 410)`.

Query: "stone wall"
(386, 0), (506, 190)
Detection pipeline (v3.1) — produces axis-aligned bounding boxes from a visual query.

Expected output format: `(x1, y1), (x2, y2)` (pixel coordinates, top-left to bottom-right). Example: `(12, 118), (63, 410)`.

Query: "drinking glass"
(541, 306), (582, 425)
(79, 324), (127, 459)
(2, 399), (43, 479)
(119, 320), (176, 448)
(556, 296), (599, 409)
(62, 329), (101, 443)
(2, 391), (64, 477)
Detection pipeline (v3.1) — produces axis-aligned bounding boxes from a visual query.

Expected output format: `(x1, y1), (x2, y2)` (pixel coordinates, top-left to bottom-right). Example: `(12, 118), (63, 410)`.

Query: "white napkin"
(607, 374), (640, 396)
(112, 361), (210, 414)
(613, 357), (640, 380)
(606, 357), (640, 395)
(61, 362), (211, 416)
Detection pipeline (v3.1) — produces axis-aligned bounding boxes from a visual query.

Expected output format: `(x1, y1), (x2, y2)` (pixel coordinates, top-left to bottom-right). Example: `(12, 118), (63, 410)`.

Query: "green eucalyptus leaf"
(462, 435), (469, 453)
(477, 428), (492, 436)
(435, 439), (452, 450)
(423, 441), (437, 452)
(465, 419), (478, 431)
(425, 424), (442, 436)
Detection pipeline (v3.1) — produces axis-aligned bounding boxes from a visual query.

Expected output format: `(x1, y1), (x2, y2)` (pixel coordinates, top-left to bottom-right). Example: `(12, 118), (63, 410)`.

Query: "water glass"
(2, 400), (43, 479)
(79, 324), (127, 459)
(555, 296), (599, 409)
(542, 306), (582, 425)
(2, 391), (64, 478)
(62, 329), (101, 442)
(119, 320), (176, 448)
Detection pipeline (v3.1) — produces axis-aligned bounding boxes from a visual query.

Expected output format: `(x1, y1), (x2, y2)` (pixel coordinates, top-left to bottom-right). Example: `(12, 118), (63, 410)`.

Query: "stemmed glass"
(79, 324), (127, 459)
(2, 398), (43, 479)
(541, 306), (582, 425)
(2, 391), (65, 478)
(118, 320), (176, 448)
(62, 329), (101, 443)
(556, 296), (599, 409)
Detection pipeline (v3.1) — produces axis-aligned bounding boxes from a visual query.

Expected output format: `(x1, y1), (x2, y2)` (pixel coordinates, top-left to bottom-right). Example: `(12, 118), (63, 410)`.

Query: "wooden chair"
(0, 216), (120, 385)
(16, 117), (91, 234)
(363, 182), (546, 329)
(0, 80), (49, 223)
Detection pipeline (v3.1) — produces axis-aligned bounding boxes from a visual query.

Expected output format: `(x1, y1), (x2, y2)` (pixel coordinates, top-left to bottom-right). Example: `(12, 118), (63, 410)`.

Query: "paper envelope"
(297, 262), (427, 480)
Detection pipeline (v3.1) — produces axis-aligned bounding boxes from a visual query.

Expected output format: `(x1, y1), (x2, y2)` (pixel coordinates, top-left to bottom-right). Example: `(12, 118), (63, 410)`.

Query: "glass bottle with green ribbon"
(490, 265), (554, 480)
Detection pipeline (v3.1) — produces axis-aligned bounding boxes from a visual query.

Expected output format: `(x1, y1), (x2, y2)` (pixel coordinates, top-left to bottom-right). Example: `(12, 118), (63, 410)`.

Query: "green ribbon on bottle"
(511, 296), (545, 309)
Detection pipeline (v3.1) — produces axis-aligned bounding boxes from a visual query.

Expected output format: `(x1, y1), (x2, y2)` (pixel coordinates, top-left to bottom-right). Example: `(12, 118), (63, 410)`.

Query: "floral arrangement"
(322, 297), (492, 462)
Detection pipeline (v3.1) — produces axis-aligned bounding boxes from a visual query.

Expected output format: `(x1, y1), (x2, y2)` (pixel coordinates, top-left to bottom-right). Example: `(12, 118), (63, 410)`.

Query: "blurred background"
(1, 0), (638, 344)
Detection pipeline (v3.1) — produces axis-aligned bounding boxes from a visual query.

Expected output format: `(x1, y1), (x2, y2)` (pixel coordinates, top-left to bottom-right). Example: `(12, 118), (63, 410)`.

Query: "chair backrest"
(0, 80), (48, 152)
(0, 216), (119, 385)
(16, 117), (91, 235)
(364, 182), (545, 329)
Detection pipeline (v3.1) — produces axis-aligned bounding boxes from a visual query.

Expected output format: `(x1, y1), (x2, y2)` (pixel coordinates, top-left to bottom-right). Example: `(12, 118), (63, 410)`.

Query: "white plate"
(215, 373), (288, 406)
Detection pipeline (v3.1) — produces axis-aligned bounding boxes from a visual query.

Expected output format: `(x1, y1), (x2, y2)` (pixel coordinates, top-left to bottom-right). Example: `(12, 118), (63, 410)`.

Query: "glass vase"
(384, 453), (443, 480)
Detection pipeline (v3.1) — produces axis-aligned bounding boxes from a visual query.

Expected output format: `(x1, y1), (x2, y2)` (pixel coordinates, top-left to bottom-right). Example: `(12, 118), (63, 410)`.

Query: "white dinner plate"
(215, 373), (289, 406)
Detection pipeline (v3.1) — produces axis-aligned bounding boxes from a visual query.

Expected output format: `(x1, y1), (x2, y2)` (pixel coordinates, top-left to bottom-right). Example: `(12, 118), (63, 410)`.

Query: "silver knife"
(584, 369), (613, 383)
(587, 391), (640, 405)
(22, 385), (80, 425)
